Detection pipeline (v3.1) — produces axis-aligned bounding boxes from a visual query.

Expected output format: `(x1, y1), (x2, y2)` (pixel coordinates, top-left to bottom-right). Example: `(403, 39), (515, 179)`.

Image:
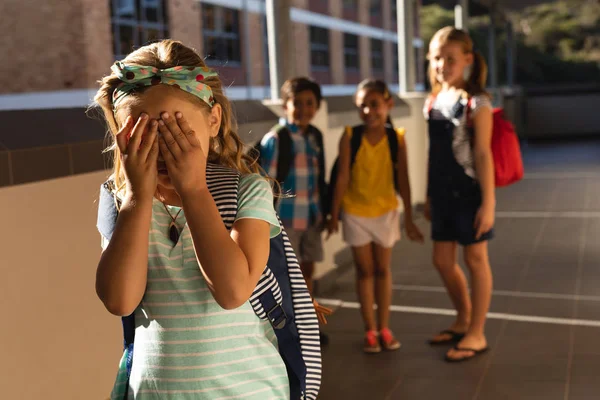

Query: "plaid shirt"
(259, 118), (322, 231)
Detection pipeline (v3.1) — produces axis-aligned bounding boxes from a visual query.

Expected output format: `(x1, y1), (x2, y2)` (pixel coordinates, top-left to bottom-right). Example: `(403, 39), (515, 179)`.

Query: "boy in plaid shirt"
(258, 77), (330, 343)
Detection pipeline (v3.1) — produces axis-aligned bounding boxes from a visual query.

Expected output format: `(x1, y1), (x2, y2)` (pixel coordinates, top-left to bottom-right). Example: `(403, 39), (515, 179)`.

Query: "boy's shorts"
(430, 196), (494, 246)
(285, 223), (324, 263)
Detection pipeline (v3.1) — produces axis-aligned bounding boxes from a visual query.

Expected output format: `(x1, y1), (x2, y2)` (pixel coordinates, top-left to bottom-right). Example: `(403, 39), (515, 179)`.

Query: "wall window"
(343, 0), (358, 10)
(111, 0), (169, 59)
(371, 39), (384, 71)
(310, 26), (330, 69)
(202, 4), (241, 65)
(344, 34), (360, 70)
(369, 0), (381, 16)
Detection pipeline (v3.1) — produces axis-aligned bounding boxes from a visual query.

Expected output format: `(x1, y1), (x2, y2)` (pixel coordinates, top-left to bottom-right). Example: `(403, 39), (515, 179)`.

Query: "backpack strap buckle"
(266, 303), (287, 330)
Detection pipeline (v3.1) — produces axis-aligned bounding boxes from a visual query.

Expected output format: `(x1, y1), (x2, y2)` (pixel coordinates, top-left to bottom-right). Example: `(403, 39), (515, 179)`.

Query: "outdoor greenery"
(419, 0), (600, 85)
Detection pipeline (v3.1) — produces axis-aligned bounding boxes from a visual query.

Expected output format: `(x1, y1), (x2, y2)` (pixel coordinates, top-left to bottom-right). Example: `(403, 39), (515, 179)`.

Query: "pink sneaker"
(364, 330), (381, 353)
(380, 328), (401, 351)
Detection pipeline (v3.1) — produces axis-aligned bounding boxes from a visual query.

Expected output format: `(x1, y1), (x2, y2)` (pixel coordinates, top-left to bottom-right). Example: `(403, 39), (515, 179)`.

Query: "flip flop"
(444, 346), (490, 363)
(428, 330), (466, 346)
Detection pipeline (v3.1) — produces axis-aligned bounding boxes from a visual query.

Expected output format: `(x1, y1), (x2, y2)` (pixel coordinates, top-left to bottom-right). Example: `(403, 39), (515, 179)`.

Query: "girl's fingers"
(115, 116), (133, 154)
(158, 115), (183, 156)
(475, 222), (483, 240)
(158, 135), (175, 165)
(319, 306), (333, 316)
(147, 131), (160, 164)
(161, 112), (190, 150)
(139, 120), (158, 160)
(175, 112), (201, 147)
(128, 114), (149, 154)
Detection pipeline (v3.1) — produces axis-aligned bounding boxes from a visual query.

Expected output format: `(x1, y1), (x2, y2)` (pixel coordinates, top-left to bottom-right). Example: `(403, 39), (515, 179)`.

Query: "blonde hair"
(427, 27), (488, 97)
(94, 40), (260, 196)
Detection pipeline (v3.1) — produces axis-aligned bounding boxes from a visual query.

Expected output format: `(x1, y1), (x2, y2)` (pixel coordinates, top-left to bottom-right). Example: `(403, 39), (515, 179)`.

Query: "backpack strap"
(276, 125), (293, 184)
(254, 230), (306, 400)
(307, 125), (329, 217)
(425, 94), (437, 117)
(465, 96), (474, 128)
(349, 125), (363, 166)
(385, 126), (403, 192)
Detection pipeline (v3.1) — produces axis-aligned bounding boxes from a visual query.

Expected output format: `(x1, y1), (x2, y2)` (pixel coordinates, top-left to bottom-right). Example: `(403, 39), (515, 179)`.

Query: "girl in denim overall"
(424, 27), (495, 362)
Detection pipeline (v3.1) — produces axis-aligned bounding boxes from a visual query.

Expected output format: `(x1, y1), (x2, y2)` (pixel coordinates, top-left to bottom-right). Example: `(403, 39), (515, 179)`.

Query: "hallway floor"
(317, 139), (600, 400)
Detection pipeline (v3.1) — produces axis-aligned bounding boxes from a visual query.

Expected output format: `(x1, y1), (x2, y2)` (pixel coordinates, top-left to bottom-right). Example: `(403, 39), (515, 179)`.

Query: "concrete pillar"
(358, 0), (372, 80)
(383, 40), (394, 83)
(359, 37), (372, 81)
(506, 20), (515, 87)
(329, 0), (345, 84)
(488, 7), (498, 89)
(396, 0), (416, 94)
(265, 0), (293, 100)
(454, 0), (469, 30)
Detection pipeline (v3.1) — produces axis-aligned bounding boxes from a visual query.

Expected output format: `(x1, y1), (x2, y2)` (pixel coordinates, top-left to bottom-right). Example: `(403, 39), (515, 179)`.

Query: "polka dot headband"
(110, 61), (218, 109)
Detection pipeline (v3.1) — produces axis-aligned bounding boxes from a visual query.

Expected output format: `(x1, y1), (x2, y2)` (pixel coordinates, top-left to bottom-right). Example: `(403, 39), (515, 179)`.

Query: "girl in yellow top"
(328, 79), (423, 353)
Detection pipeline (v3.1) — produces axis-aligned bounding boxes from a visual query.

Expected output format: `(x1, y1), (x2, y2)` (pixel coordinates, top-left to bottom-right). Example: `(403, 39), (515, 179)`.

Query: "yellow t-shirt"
(342, 126), (405, 217)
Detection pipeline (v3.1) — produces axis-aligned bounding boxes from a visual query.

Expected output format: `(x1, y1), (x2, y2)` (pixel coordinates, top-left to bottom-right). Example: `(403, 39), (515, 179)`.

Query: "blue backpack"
(96, 163), (321, 400)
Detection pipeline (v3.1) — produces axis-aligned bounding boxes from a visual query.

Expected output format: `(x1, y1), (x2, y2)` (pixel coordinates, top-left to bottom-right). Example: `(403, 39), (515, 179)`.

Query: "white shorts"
(341, 209), (401, 249)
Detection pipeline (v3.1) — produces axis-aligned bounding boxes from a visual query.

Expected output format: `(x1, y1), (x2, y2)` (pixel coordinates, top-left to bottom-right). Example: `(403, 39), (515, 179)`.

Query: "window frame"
(371, 38), (384, 71)
(344, 33), (360, 71)
(111, 0), (169, 60)
(202, 4), (243, 66)
(310, 26), (330, 70)
(369, 0), (382, 17)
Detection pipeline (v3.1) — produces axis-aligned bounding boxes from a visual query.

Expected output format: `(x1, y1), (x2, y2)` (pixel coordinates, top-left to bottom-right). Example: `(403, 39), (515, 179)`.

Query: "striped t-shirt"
(104, 173), (290, 400)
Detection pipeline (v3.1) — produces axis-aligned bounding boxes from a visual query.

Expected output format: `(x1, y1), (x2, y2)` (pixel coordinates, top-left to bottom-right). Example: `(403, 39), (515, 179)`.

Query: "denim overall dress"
(427, 98), (494, 245)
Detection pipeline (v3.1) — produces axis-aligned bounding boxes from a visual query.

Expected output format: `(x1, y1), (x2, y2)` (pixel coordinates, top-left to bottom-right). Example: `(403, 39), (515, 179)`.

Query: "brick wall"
(0, 0), (112, 93)
(168, 0), (203, 54)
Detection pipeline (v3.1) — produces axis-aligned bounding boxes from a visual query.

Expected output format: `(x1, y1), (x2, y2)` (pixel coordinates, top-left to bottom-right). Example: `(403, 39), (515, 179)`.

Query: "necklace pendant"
(169, 222), (180, 243)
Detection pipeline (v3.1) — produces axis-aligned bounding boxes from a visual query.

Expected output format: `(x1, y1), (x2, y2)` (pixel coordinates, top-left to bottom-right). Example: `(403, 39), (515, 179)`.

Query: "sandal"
(428, 330), (466, 346)
(445, 346), (490, 363)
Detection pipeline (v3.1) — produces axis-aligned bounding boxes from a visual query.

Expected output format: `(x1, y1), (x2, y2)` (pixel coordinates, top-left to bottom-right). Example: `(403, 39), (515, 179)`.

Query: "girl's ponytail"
(467, 50), (488, 96)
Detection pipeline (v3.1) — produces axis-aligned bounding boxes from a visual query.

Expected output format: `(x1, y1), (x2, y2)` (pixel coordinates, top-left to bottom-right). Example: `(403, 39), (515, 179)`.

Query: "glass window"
(110, 0), (168, 59)
(310, 26), (330, 68)
(369, 0), (381, 16)
(371, 39), (384, 71)
(202, 5), (242, 64)
(344, 33), (359, 70)
(343, 0), (358, 10)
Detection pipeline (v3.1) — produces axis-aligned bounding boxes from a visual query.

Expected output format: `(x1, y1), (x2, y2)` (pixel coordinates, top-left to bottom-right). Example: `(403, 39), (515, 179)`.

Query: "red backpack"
(426, 95), (524, 187)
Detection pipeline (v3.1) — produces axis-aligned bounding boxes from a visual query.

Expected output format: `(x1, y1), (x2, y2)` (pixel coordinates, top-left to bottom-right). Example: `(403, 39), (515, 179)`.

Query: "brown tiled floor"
(316, 139), (600, 400)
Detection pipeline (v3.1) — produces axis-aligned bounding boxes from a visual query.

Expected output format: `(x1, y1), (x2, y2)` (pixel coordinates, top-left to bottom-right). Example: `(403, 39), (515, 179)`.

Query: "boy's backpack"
(426, 95), (524, 187)
(253, 124), (329, 214)
(326, 124), (403, 215)
(96, 164), (321, 400)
